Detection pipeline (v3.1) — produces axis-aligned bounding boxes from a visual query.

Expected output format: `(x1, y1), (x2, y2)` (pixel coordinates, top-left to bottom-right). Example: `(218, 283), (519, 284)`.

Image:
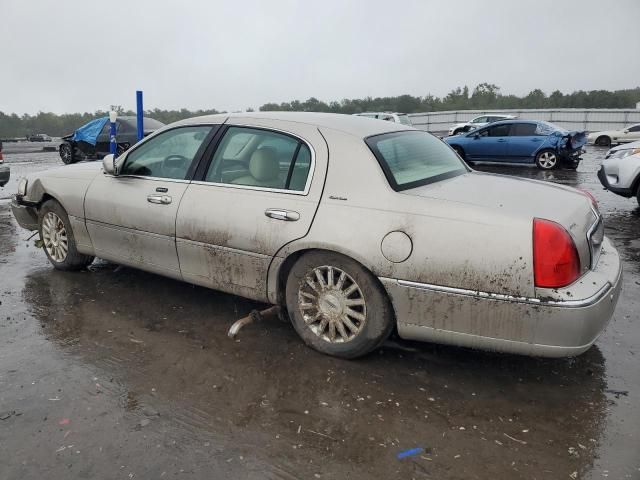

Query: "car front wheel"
(59, 143), (74, 164)
(285, 251), (394, 359)
(38, 199), (94, 270)
(535, 150), (558, 170)
(595, 136), (611, 147)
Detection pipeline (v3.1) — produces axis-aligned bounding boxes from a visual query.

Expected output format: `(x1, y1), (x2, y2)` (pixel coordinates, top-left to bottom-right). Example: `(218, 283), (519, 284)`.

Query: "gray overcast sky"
(1, 0), (639, 114)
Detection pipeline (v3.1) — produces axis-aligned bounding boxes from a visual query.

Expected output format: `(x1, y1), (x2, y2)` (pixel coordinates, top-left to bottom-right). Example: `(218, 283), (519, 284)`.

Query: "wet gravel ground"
(0, 148), (638, 479)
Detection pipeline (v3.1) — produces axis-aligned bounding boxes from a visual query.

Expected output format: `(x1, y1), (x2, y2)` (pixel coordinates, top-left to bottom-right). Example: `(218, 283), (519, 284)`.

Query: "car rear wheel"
(285, 251), (394, 359)
(38, 199), (94, 270)
(595, 136), (611, 147)
(535, 150), (558, 170)
(60, 143), (74, 164)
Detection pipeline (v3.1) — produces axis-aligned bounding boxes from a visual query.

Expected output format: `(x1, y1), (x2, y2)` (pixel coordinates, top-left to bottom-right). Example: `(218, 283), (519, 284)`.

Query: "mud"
(0, 148), (638, 479)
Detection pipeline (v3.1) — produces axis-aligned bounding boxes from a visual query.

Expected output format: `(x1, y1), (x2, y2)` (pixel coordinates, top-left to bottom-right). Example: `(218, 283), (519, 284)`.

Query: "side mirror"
(472, 132), (480, 139)
(102, 154), (116, 175)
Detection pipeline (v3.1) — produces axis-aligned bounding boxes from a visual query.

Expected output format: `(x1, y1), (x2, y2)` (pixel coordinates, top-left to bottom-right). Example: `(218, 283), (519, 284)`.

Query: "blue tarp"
(71, 117), (109, 146)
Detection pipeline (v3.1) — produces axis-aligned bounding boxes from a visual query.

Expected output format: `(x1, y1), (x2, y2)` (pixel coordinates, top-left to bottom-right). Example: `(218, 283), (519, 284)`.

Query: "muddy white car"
(11, 113), (622, 359)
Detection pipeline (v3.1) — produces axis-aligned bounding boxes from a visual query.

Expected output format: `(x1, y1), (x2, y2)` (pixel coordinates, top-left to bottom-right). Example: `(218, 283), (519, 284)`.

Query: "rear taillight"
(533, 218), (581, 288)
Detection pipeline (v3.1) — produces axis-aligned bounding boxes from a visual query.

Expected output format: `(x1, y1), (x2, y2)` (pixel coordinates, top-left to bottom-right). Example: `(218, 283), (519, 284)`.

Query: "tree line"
(1, 84), (638, 138)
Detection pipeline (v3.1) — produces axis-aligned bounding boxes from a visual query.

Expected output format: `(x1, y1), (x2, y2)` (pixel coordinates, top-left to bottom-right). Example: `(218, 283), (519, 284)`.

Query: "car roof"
(174, 112), (412, 138)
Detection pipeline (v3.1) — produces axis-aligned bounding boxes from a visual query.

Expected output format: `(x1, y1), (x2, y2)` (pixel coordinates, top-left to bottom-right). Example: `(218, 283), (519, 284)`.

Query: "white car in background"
(604, 140), (640, 160)
(588, 124), (640, 147)
(448, 114), (515, 136)
(598, 147), (640, 206)
(353, 112), (412, 125)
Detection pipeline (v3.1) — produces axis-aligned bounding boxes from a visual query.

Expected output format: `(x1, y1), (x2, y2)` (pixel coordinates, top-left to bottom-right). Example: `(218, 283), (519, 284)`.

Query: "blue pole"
(109, 111), (118, 157)
(136, 90), (144, 142)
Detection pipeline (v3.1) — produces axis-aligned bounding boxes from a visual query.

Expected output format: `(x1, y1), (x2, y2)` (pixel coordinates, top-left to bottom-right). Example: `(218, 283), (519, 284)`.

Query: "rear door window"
(204, 127), (312, 192)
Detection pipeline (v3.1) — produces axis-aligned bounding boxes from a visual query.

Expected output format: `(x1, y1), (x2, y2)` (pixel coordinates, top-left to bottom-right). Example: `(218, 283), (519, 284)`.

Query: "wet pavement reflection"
(0, 147), (638, 479)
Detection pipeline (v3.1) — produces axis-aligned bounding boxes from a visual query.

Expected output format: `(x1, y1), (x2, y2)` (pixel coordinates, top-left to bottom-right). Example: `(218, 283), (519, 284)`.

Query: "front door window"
(119, 126), (213, 180)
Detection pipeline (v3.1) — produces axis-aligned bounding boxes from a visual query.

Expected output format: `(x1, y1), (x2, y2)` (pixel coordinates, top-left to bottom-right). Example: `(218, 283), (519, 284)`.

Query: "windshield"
(397, 115), (412, 125)
(366, 131), (467, 191)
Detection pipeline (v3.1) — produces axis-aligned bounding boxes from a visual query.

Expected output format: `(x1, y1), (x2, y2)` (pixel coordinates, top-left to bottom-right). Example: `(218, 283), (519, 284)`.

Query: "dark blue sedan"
(444, 120), (587, 170)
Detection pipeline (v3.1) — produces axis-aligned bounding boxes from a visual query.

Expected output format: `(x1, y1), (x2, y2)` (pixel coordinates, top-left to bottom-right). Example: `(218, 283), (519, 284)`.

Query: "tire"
(595, 136), (611, 147)
(535, 149), (558, 170)
(637, 185), (640, 207)
(59, 143), (74, 164)
(38, 199), (94, 271)
(285, 251), (394, 359)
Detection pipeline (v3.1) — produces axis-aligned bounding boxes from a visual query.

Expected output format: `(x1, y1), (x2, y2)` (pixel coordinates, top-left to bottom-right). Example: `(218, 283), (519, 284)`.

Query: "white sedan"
(587, 124), (640, 147)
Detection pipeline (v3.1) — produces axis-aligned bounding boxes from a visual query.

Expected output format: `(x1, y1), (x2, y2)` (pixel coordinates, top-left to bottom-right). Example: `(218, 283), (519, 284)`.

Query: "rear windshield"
(366, 131), (467, 191)
(536, 121), (566, 135)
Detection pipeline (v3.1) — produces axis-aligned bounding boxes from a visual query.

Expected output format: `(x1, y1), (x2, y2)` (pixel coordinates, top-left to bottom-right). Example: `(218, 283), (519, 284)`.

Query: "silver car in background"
(598, 140), (640, 206)
(11, 112), (621, 359)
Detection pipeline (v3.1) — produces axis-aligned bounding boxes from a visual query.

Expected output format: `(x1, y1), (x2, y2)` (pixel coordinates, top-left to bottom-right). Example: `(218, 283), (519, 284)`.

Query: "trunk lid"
(403, 171), (600, 273)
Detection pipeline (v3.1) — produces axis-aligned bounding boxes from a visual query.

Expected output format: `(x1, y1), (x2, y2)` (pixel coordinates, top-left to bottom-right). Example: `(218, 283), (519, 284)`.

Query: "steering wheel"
(161, 154), (190, 179)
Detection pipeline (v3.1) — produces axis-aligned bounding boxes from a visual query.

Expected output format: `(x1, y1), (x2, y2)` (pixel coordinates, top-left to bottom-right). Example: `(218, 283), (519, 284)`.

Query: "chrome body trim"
(382, 277), (615, 309)
(586, 206), (603, 269)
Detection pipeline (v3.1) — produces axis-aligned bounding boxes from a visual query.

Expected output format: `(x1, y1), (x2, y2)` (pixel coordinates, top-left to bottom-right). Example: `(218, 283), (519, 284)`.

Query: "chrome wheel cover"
(61, 145), (71, 162)
(298, 266), (366, 344)
(41, 211), (68, 262)
(538, 151), (557, 169)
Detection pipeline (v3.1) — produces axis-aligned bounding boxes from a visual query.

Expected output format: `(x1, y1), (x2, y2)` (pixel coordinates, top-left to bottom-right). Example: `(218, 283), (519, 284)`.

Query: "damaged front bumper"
(11, 196), (39, 231)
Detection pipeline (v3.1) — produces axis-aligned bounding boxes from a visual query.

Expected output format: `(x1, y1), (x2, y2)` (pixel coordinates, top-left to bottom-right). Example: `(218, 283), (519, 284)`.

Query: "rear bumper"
(380, 237), (623, 357)
(11, 197), (38, 231)
(0, 165), (9, 186)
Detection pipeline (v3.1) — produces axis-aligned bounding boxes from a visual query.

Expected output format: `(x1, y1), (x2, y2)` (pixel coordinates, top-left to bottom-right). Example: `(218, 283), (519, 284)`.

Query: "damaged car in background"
(445, 120), (587, 170)
(11, 112), (621, 359)
(59, 116), (165, 164)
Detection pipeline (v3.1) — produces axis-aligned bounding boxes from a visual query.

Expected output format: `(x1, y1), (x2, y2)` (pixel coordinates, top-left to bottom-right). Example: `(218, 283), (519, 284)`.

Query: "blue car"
(444, 120), (587, 170)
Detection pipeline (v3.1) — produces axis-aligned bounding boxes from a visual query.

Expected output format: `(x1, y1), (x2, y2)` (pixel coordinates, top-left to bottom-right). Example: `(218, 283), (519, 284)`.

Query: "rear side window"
(366, 131), (467, 191)
(510, 123), (538, 136)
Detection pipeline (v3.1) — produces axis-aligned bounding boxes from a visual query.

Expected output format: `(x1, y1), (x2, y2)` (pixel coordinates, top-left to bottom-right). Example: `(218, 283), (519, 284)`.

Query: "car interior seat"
(231, 147), (283, 188)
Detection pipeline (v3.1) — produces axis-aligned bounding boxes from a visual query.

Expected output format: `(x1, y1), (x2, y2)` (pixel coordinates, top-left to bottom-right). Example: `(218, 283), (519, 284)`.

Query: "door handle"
(497, 139), (507, 143)
(147, 194), (172, 205)
(265, 208), (300, 221)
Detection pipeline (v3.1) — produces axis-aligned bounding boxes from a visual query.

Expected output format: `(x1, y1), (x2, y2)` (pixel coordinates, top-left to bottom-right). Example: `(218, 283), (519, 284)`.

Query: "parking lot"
(0, 147), (638, 479)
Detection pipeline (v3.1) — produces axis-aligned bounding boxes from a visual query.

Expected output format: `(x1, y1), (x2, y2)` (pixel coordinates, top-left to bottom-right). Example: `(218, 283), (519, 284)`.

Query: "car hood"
(608, 139), (640, 153)
(402, 171), (596, 246)
(34, 161), (103, 180)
